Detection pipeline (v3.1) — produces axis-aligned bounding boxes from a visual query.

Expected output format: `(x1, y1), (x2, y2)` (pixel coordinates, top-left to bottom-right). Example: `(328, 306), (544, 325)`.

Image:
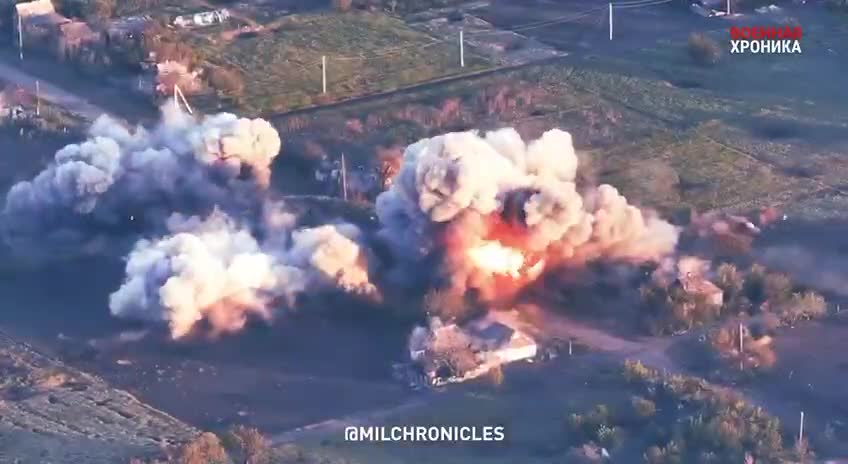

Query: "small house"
(401, 312), (539, 388)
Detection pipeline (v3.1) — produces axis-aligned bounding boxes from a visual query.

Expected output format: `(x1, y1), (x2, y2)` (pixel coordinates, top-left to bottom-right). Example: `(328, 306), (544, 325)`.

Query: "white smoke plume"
(109, 207), (376, 339)
(2, 106), (281, 251)
(376, 128), (678, 299)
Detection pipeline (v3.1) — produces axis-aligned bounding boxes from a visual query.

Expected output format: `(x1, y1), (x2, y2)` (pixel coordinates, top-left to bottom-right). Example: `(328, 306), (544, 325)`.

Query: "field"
(2, 1), (848, 463)
(261, 6), (848, 460)
(171, 9), (491, 116)
(273, 0), (848, 216)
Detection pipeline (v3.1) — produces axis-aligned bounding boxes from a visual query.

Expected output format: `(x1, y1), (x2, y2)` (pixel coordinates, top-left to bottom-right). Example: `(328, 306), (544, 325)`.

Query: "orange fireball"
(467, 241), (526, 278)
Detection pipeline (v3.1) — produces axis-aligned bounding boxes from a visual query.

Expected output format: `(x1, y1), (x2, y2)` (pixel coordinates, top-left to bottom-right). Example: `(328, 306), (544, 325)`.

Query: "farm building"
(13, 0), (100, 60)
(401, 311), (538, 387)
(14, 0), (69, 44)
(173, 9), (231, 28)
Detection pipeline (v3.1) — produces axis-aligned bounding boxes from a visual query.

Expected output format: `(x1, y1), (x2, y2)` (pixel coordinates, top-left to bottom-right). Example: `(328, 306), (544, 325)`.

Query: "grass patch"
(181, 12), (490, 115)
(115, 0), (208, 18)
(594, 126), (813, 212)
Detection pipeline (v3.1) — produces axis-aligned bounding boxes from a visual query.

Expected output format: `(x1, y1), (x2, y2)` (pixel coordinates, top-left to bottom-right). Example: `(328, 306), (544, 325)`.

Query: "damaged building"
(397, 312), (538, 388)
(13, 0), (101, 60)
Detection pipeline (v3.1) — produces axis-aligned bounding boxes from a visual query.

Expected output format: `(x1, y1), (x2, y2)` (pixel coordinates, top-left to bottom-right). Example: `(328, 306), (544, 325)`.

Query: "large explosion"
(2, 108), (679, 338)
(376, 128), (678, 304)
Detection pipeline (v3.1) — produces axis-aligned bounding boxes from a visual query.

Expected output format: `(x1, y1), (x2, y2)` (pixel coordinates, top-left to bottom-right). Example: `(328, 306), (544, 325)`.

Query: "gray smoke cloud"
(109, 207), (376, 339)
(3, 105), (281, 252)
(376, 128), (679, 297)
(3, 114), (678, 337)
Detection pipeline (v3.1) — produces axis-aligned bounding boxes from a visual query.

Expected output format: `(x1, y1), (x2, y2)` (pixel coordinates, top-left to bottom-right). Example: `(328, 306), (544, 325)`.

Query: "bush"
(623, 360), (654, 383)
(85, 0), (116, 21)
(333, 0), (353, 11)
(715, 263), (743, 301)
(775, 291), (827, 324)
(171, 433), (229, 464)
(209, 66), (245, 102)
(631, 396), (657, 419)
(763, 273), (792, 304)
(222, 425), (269, 464)
(742, 264), (768, 303)
(688, 33), (722, 66)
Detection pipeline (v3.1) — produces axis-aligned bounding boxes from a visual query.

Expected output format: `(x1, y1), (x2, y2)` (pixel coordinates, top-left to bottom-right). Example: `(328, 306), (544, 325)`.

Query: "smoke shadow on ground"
(738, 115), (848, 148)
(0, 251), (416, 434)
(519, 264), (653, 341)
(752, 218), (848, 302)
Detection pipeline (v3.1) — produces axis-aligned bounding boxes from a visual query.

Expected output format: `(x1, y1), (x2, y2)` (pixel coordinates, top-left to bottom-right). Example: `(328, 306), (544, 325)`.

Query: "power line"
(613, 0), (673, 9)
(467, 6), (608, 37)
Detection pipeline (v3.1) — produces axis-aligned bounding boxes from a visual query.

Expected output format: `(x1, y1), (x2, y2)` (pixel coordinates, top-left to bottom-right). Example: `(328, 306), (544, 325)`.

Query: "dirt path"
(0, 60), (118, 123)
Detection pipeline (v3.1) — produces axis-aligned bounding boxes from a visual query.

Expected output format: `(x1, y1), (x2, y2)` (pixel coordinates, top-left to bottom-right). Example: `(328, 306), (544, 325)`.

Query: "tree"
(85, 0), (116, 21)
(333, 0), (353, 12)
(209, 66), (245, 103)
(763, 272), (792, 303)
(715, 263), (743, 301)
(171, 432), (229, 464)
(688, 32), (722, 66)
(375, 147), (401, 191)
(222, 426), (269, 464)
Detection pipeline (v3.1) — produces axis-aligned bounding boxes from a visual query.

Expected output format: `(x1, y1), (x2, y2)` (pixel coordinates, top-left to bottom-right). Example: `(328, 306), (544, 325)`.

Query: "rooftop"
(15, 0), (56, 18)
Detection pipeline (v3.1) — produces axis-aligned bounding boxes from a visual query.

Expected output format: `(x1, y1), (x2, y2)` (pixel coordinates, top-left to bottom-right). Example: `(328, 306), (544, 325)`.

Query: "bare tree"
(171, 433), (229, 464)
(209, 66), (245, 103)
(222, 425), (270, 464)
(85, 0), (116, 21)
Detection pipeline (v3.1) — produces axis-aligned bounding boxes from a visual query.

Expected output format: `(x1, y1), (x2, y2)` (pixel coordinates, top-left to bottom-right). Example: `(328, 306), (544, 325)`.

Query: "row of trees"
(333, 0), (464, 14)
(130, 425), (342, 464)
(640, 263), (828, 336)
(572, 360), (812, 464)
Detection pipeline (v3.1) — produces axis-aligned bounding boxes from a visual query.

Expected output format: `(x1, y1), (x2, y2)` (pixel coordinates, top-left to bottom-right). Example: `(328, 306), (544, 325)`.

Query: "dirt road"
(0, 60), (118, 123)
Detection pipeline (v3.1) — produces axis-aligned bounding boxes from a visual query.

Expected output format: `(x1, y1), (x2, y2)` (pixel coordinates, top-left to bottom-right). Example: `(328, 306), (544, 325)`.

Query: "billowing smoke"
(3, 107), (379, 339)
(376, 128), (678, 301)
(3, 112), (680, 337)
(3, 106), (280, 252)
(109, 207), (376, 339)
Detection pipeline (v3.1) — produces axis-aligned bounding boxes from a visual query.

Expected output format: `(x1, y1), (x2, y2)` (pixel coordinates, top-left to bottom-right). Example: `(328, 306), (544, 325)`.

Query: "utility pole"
(321, 55), (327, 94)
(459, 29), (465, 67)
(177, 85), (193, 114)
(18, 13), (23, 61)
(608, 3), (613, 41)
(173, 84), (180, 112)
(739, 322), (744, 371)
(35, 80), (39, 117)
(340, 152), (348, 201)
(727, 0), (731, 15)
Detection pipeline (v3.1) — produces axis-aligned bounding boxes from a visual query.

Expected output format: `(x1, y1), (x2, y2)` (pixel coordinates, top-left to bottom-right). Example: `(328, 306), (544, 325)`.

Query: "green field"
(178, 11), (491, 115)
